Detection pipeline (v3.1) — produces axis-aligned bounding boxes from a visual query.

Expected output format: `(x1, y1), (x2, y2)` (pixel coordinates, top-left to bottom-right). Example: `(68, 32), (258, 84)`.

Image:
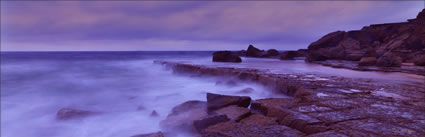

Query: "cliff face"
(306, 9), (425, 67)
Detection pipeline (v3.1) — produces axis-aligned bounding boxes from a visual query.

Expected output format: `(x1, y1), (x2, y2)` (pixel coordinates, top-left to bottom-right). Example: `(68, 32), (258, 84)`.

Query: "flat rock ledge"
(155, 61), (425, 137)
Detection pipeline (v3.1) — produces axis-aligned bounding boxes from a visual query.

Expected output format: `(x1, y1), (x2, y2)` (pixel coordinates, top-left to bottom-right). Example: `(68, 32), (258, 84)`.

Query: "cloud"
(1, 1), (423, 51)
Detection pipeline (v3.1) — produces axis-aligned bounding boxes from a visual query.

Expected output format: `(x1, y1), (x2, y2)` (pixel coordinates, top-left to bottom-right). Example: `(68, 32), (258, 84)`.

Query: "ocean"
(1, 51), (423, 137)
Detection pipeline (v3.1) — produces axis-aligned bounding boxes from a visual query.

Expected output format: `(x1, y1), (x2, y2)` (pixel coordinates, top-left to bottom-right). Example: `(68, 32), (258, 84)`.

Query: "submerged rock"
(56, 108), (94, 120)
(206, 93), (251, 112)
(130, 132), (165, 137)
(150, 110), (159, 117)
(212, 51), (242, 63)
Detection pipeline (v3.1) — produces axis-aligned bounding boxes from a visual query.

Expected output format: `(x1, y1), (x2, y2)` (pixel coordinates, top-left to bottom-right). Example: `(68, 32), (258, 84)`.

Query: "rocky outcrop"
(130, 132), (165, 137)
(156, 61), (425, 136)
(306, 9), (425, 67)
(212, 51), (242, 63)
(56, 108), (95, 120)
(245, 45), (280, 58)
(207, 93), (251, 112)
(246, 45), (264, 57)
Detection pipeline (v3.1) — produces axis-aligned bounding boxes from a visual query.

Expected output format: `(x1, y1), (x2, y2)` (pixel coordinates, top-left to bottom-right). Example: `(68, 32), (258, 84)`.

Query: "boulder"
(212, 51), (242, 63)
(376, 52), (402, 67)
(280, 51), (299, 60)
(246, 45), (264, 57)
(130, 132), (165, 137)
(233, 50), (246, 56)
(206, 93), (251, 112)
(413, 55), (425, 66)
(215, 105), (251, 121)
(358, 57), (377, 66)
(193, 115), (230, 132)
(56, 108), (94, 120)
(266, 49), (279, 56)
(160, 100), (208, 132)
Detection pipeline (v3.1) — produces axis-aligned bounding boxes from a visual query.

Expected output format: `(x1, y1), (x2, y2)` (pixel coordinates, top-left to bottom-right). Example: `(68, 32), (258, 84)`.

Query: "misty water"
(1, 51), (423, 137)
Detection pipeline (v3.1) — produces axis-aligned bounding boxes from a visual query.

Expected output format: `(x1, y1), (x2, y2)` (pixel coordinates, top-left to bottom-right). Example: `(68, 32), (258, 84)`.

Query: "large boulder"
(130, 132), (165, 137)
(246, 45), (265, 57)
(160, 100), (208, 132)
(266, 49), (279, 56)
(358, 57), (377, 66)
(413, 55), (425, 66)
(206, 93), (251, 112)
(376, 52), (402, 67)
(56, 108), (95, 120)
(280, 51), (298, 60)
(212, 51), (242, 63)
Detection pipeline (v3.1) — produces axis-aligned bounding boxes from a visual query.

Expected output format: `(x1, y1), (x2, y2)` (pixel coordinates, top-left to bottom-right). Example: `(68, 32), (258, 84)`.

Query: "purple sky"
(1, 1), (424, 51)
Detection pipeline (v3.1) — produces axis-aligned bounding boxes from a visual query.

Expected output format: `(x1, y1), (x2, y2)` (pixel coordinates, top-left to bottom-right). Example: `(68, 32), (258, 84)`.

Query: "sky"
(1, 1), (424, 51)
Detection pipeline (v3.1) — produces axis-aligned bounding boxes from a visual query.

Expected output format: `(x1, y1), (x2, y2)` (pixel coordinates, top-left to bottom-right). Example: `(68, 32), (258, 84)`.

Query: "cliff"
(306, 9), (425, 67)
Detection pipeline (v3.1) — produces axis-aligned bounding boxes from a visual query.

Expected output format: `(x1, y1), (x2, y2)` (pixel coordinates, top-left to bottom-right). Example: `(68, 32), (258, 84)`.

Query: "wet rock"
(266, 49), (279, 56)
(246, 45), (265, 57)
(376, 52), (402, 67)
(413, 55), (425, 66)
(250, 99), (326, 134)
(239, 114), (278, 126)
(169, 100), (206, 116)
(202, 121), (305, 137)
(212, 51), (242, 63)
(160, 100), (208, 132)
(130, 132), (165, 137)
(206, 93), (251, 112)
(56, 108), (94, 120)
(215, 105), (251, 121)
(150, 110), (159, 117)
(193, 115), (230, 133)
(358, 57), (377, 66)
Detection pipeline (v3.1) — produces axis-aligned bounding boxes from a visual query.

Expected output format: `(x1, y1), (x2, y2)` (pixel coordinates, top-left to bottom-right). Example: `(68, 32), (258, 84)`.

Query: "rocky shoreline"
(213, 9), (425, 76)
(147, 61), (425, 137)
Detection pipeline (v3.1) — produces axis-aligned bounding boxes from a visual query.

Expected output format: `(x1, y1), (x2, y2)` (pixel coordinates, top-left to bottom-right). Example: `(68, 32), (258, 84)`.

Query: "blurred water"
(0, 51), (277, 137)
(1, 51), (423, 137)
